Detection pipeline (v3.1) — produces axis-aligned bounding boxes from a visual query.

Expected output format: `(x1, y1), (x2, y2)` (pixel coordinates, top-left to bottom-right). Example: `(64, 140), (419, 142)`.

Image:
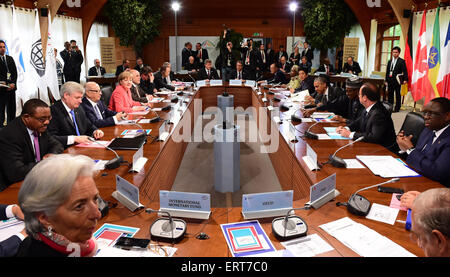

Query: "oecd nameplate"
(160, 190), (211, 220)
(242, 190), (293, 220)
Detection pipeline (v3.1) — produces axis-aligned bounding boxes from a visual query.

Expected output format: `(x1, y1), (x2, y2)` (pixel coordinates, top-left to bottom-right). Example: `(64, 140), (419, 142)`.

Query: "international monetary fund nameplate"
(159, 190), (211, 214)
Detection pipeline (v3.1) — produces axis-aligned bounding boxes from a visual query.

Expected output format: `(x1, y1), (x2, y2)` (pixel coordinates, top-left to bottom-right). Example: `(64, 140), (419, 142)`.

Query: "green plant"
(301, 0), (357, 51)
(105, 0), (162, 56)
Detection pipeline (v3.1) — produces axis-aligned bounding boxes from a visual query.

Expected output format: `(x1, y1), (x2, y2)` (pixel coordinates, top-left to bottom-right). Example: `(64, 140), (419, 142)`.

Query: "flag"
(427, 7), (440, 98)
(44, 11), (60, 101)
(9, 5), (37, 112)
(411, 10), (434, 104)
(436, 20), (450, 99)
(30, 9), (49, 104)
(404, 10), (414, 90)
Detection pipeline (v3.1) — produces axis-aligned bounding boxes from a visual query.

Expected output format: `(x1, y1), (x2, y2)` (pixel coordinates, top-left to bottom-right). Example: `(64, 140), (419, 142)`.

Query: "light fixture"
(289, 2), (298, 12)
(171, 2), (180, 12)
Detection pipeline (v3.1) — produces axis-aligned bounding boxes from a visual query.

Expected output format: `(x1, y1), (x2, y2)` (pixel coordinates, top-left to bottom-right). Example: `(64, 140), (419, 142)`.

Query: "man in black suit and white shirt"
(115, 59), (130, 77)
(230, 60), (249, 80)
(301, 41), (314, 63)
(88, 59), (106, 77)
(0, 99), (63, 187)
(60, 40), (83, 83)
(197, 59), (220, 81)
(194, 43), (209, 69)
(48, 82), (104, 148)
(336, 83), (397, 150)
(385, 47), (408, 112)
(0, 204), (26, 257)
(276, 45), (288, 64)
(0, 40), (18, 127)
(81, 82), (126, 128)
(182, 42), (194, 69)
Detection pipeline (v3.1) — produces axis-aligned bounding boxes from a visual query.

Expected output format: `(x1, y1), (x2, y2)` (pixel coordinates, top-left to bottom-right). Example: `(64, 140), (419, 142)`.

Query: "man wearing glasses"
(397, 97), (450, 187)
(81, 82), (127, 128)
(0, 99), (63, 190)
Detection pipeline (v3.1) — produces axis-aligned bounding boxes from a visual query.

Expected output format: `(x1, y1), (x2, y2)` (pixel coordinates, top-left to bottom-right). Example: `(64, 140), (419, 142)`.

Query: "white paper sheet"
(95, 245), (177, 257)
(365, 203), (399, 225)
(356, 155), (420, 178)
(281, 233), (334, 257)
(343, 159), (366, 169)
(0, 218), (25, 242)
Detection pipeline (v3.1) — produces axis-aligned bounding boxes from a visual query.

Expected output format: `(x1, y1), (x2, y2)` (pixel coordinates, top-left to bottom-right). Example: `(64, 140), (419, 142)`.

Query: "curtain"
(86, 22), (109, 75)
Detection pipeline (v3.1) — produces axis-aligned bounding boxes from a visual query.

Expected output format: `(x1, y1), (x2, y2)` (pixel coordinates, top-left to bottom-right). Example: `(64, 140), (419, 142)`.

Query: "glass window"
(378, 24), (401, 72)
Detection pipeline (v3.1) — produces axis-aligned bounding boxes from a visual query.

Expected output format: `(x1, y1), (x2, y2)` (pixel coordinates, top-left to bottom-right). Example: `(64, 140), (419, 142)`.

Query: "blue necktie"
(69, 110), (81, 136)
(422, 132), (436, 153)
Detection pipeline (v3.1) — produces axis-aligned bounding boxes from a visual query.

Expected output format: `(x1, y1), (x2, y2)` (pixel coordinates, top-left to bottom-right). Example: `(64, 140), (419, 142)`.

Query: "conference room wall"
(141, 17), (305, 71)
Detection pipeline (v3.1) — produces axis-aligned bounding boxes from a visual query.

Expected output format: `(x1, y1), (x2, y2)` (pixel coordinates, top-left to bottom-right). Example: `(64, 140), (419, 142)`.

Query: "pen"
(396, 220), (406, 224)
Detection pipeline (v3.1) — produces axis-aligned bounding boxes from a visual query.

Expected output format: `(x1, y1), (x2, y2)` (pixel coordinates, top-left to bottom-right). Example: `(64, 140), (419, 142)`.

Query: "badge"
(7, 72), (11, 81)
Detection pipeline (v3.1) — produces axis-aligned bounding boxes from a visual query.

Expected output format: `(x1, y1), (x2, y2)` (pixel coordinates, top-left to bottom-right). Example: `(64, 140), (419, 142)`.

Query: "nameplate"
(196, 80), (206, 87)
(244, 80), (256, 87)
(310, 173), (336, 204)
(302, 143), (319, 171)
(229, 79), (242, 86)
(131, 145), (147, 173)
(160, 191), (211, 220)
(210, 80), (223, 86)
(116, 175), (140, 206)
(242, 191), (293, 219)
(287, 122), (297, 142)
(158, 121), (169, 141)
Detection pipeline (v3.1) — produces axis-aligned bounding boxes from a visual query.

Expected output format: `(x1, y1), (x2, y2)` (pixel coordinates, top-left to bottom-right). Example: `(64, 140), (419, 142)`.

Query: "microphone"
(338, 178), (400, 216)
(130, 122), (148, 140)
(272, 206), (310, 241)
(304, 121), (320, 139)
(290, 108), (303, 122)
(327, 136), (364, 168)
(146, 208), (187, 243)
(88, 137), (123, 170)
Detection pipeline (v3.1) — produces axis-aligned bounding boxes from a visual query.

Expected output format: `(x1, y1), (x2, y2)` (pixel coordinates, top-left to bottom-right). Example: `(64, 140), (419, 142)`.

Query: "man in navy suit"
(0, 204), (26, 257)
(81, 82), (127, 128)
(397, 97), (450, 187)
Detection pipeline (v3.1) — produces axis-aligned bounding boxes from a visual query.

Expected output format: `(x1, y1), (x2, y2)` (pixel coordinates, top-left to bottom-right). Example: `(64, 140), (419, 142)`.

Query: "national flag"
(30, 9), (49, 104)
(404, 10), (414, 90)
(411, 10), (434, 104)
(427, 7), (440, 98)
(44, 12), (60, 101)
(436, 20), (450, 99)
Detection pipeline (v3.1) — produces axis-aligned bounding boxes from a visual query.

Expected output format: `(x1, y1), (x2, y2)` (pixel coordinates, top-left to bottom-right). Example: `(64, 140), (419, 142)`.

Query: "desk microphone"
(146, 208), (186, 243)
(88, 137), (123, 170)
(290, 108), (303, 122)
(337, 178), (400, 216)
(272, 206), (310, 241)
(304, 121), (320, 139)
(327, 136), (364, 168)
(187, 72), (196, 84)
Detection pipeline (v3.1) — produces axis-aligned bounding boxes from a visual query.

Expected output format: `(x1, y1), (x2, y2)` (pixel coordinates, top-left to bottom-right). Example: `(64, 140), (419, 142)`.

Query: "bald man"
(411, 188), (450, 257)
(88, 59), (106, 77)
(81, 82), (127, 128)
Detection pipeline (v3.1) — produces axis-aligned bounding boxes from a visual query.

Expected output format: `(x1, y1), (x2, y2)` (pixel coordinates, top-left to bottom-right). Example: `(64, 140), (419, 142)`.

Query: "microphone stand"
(88, 137), (123, 169)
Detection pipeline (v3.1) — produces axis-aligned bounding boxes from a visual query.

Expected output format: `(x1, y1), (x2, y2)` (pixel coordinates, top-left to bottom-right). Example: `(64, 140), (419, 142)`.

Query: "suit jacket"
(295, 76), (315, 95)
(108, 85), (142, 113)
(342, 61), (362, 75)
(185, 62), (199, 72)
(268, 69), (288, 85)
(301, 48), (314, 62)
(0, 204), (7, 220)
(230, 69), (249, 80)
(153, 71), (176, 91)
(406, 126), (450, 187)
(182, 48), (194, 69)
(348, 101), (397, 149)
(257, 50), (268, 71)
(115, 65), (128, 77)
(315, 86), (346, 112)
(298, 62), (312, 74)
(0, 205), (22, 257)
(289, 53), (301, 66)
(276, 51), (288, 63)
(48, 100), (98, 148)
(60, 49), (83, 82)
(197, 67), (220, 80)
(134, 64), (148, 72)
(194, 49), (209, 66)
(81, 97), (117, 128)
(385, 57), (408, 85)
(0, 117), (63, 185)
(0, 54), (18, 91)
(278, 62), (292, 73)
(140, 79), (156, 95)
(88, 66), (106, 77)
(317, 64), (335, 75)
(265, 48), (276, 68)
(130, 84), (148, 103)
(16, 237), (66, 257)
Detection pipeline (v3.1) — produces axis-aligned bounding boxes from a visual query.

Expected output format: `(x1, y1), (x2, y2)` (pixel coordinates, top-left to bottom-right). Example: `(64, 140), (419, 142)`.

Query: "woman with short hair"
(108, 71), (147, 113)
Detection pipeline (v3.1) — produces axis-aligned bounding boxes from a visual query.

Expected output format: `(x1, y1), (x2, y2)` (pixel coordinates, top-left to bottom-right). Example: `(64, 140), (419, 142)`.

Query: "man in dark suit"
(278, 56), (291, 74)
(134, 57), (148, 72)
(294, 68), (315, 95)
(336, 84), (397, 150)
(115, 59), (130, 77)
(139, 66), (157, 95)
(263, 63), (288, 85)
(182, 42), (194, 69)
(276, 45), (288, 64)
(265, 42), (276, 72)
(130, 69), (150, 103)
(194, 43), (209, 69)
(302, 76), (346, 117)
(197, 59), (220, 81)
(301, 41), (314, 63)
(0, 204), (26, 257)
(154, 62), (178, 91)
(0, 40), (18, 127)
(397, 97), (450, 187)
(48, 81), (104, 148)
(317, 58), (335, 75)
(342, 56), (362, 75)
(257, 44), (268, 72)
(241, 40), (259, 80)
(298, 56), (312, 74)
(88, 59), (106, 77)
(60, 41), (83, 83)
(185, 56), (199, 72)
(0, 99), (63, 187)
(385, 47), (408, 112)
(331, 76), (365, 125)
(81, 82), (126, 128)
(230, 60), (249, 80)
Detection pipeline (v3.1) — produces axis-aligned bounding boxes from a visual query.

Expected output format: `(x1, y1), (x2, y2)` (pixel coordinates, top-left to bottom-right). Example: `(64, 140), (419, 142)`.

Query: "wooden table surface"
(0, 84), (441, 257)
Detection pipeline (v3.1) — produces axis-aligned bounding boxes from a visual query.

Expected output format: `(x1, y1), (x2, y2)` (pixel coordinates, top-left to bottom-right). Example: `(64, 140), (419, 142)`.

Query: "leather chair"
(382, 101), (393, 115)
(100, 86), (113, 107)
(399, 112), (425, 146)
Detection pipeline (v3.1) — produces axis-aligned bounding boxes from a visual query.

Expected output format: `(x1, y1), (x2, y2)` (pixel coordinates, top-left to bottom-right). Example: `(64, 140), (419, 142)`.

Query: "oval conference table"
(0, 82), (442, 257)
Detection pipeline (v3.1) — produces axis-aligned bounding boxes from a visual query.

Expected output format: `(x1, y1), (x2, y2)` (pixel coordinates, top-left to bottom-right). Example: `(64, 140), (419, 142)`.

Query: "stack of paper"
(281, 234), (334, 257)
(0, 218), (25, 242)
(356, 155), (420, 178)
(319, 217), (415, 257)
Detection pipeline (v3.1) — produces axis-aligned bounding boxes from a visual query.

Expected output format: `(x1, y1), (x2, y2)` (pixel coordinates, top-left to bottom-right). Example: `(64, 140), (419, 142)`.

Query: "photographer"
(220, 29), (236, 82)
(60, 40), (84, 83)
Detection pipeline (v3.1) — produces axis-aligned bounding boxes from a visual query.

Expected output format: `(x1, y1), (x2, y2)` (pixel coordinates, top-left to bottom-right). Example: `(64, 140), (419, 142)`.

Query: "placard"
(242, 191), (293, 214)
(310, 173), (336, 204)
(99, 37), (117, 74)
(210, 80), (223, 86)
(116, 175), (140, 206)
(229, 79), (243, 86)
(342, 37), (360, 66)
(160, 191), (211, 213)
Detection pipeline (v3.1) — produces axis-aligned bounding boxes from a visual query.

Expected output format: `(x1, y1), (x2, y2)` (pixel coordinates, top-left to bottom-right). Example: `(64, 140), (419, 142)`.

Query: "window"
(380, 25), (401, 72)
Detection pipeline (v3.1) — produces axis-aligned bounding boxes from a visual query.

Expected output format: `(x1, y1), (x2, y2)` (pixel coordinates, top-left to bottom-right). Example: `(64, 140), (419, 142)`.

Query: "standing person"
(289, 47), (301, 66)
(54, 48), (64, 88)
(60, 41), (83, 83)
(385, 47), (408, 113)
(181, 42), (194, 70)
(265, 42), (276, 72)
(301, 41), (314, 63)
(0, 40), (17, 127)
(220, 29), (236, 82)
(194, 42), (209, 69)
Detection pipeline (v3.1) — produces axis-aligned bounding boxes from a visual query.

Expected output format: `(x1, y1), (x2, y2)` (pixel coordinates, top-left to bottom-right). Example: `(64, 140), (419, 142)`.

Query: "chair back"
(101, 86), (113, 107)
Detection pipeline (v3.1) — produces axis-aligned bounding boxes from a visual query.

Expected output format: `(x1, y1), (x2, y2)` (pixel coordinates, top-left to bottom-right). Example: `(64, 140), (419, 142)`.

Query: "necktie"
(422, 132), (436, 153)
(94, 104), (103, 119)
(361, 110), (368, 133)
(32, 131), (41, 162)
(261, 51), (266, 63)
(97, 67), (101, 76)
(2, 56), (9, 73)
(69, 110), (81, 136)
(238, 71), (241, 80)
(207, 70), (210, 79)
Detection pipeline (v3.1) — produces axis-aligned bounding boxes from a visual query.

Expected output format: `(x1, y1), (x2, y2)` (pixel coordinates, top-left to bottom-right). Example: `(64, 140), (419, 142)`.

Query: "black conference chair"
(382, 101), (393, 115)
(101, 86), (113, 107)
(399, 112), (425, 146)
(0, 169), (7, 192)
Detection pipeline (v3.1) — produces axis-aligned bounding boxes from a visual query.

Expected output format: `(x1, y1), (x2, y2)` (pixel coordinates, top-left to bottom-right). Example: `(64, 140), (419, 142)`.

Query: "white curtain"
(86, 22), (109, 74)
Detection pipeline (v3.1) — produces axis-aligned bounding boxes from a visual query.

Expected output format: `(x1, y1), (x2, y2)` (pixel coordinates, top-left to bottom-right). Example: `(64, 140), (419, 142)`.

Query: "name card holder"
(306, 174), (340, 209)
(130, 145), (147, 173)
(158, 121), (170, 142)
(159, 191), (211, 220)
(242, 191), (293, 220)
(302, 143), (320, 171)
(210, 80), (223, 86)
(112, 175), (144, 212)
(229, 79), (243, 86)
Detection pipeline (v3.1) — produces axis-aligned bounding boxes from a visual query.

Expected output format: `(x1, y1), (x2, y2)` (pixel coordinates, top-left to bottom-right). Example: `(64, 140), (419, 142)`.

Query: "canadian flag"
(411, 10), (434, 104)
(436, 21), (450, 99)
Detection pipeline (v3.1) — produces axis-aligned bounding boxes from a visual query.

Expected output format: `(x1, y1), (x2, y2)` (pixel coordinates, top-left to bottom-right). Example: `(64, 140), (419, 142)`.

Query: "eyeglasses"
(31, 115), (52, 123)
(88, 89), (101, 93)
(421, 111), (443, 118)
